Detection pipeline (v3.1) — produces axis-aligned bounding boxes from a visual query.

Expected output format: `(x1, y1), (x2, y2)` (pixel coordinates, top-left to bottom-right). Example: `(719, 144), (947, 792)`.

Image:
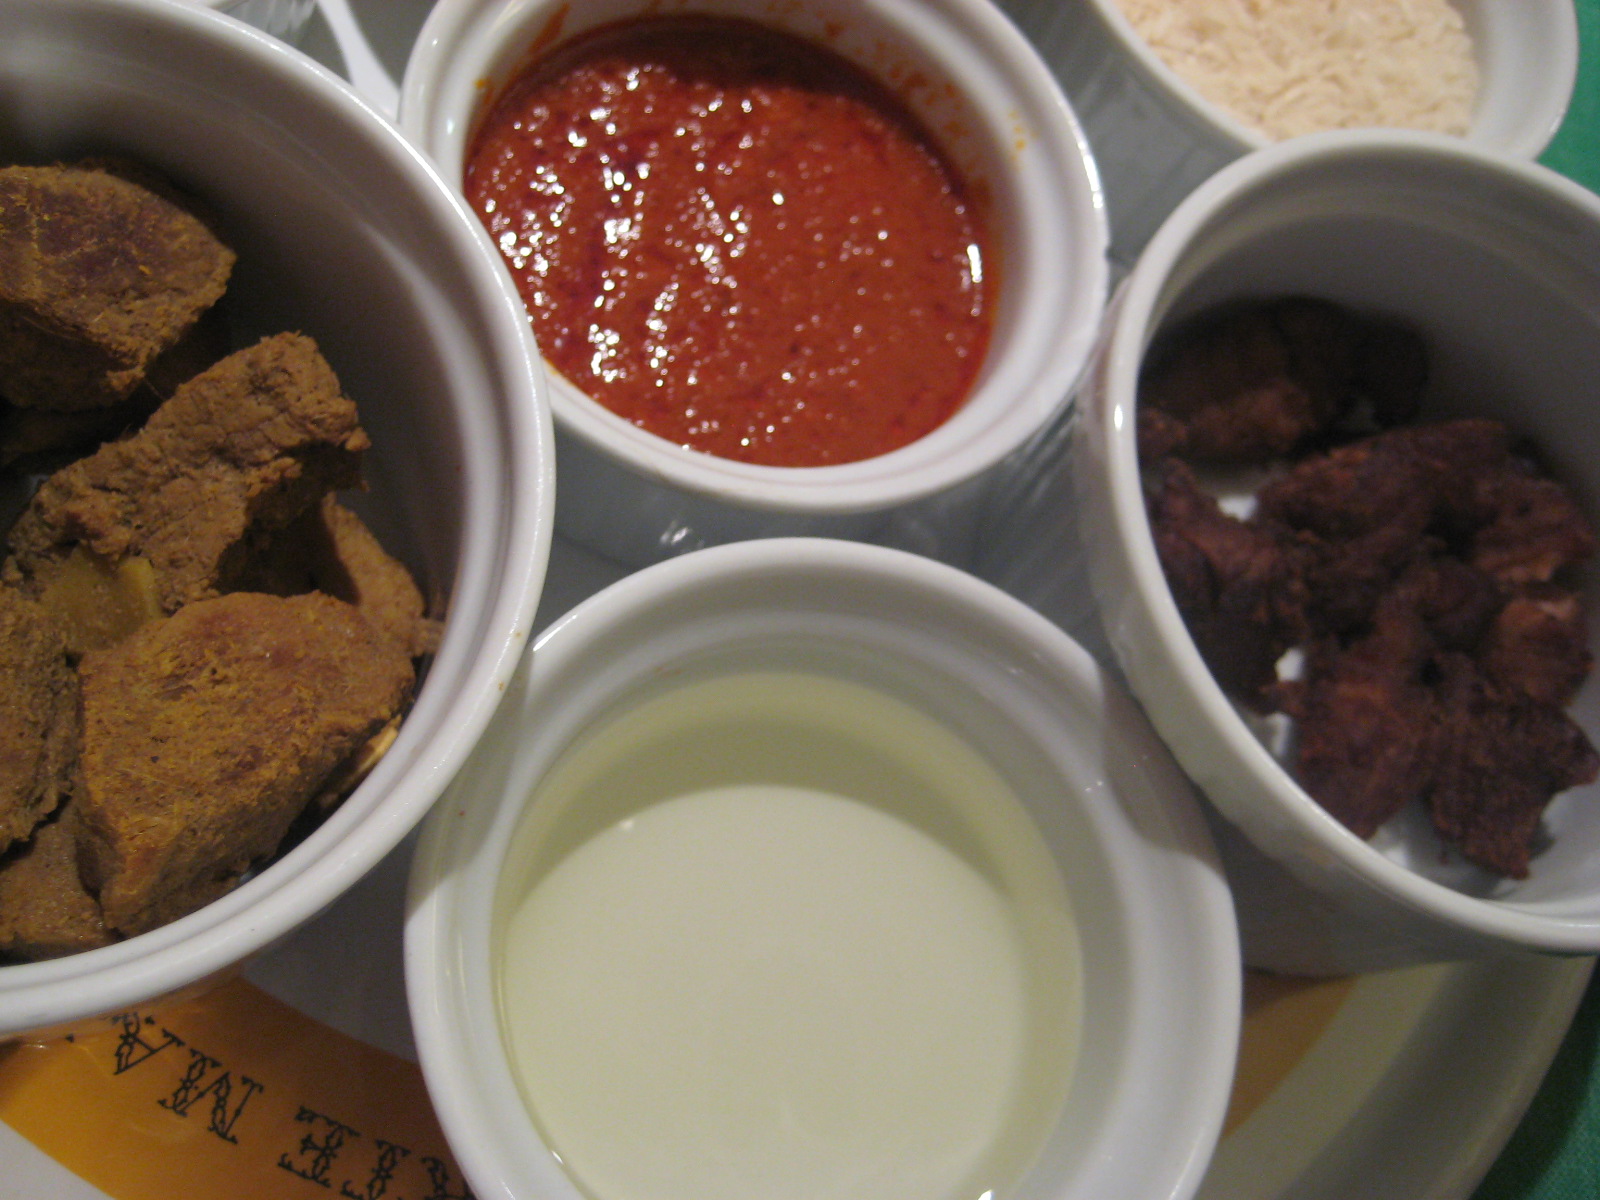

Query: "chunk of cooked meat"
(75, 591), (415, 935)
(1479, 585), (1591, 707)
(1147, 457), (1309, 706)
(1257, 419), (1509, 543)
(1277, 588), (1442, 839)
(1256, 420), (1520, 638)
(0, 588), (79, 853)
(243, 495), (441, 658)
(0, 161), (234, 410)
(0, 310), (230, 472)
(0, 802), (114, 961)
(1427, 654), (1600, 879)
(4, 332), (369, 614)
(1467, 460), (1598, 586)
(1138, 296), (1427, 465)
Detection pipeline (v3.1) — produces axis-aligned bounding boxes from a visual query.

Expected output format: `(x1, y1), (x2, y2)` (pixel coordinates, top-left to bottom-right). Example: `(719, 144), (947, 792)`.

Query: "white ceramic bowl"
(998, 0), (1577, 264)
(0, 0), (554, 1037)
(400, 0), (1108, 568)
(1076, 129), (1600, 975)
(407, 537), (1239, 1200)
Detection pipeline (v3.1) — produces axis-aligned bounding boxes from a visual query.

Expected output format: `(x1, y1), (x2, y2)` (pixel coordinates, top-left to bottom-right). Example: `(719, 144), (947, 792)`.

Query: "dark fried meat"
(1280, 617), (1440, 840)
(1428, 654), (1599, 879)
(1138, 296), (1427, 465)
(1480, 585), (1591, 706)
(1147, 458), (1309, 705)
(1258, 420), (1517, 638)
(1257, 419), (1508, 543)
(4, 332), (369, 614)
(75, 591), (415, 936)
(1467, 459), (1598, 585)
(1140, 298), (1598, 876)
(0, 588), (79, 853)
(0, 161), (234, 411)
(0, 801), (114, 961)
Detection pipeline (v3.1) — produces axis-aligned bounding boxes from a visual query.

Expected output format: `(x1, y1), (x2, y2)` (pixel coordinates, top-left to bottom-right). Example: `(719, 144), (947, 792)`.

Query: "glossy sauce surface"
(465, 17), (993, 466)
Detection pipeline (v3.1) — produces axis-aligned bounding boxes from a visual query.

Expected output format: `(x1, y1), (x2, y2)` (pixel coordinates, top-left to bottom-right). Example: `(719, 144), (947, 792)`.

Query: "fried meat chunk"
(1480, 586), (1591, 707)
(0, 802), (114, 961)
(1147, 458), (1309, 705)
(1282, 640), (1438, 840)
(1468, 461), (1598, 586)
(1138, 296), (1427, 465)
(0, 588), (79, 853)
(75, 591), (415, 935)
(0, 162), (234, 411)
(5, 332), (369, 615)
(1428, 654), (1600, 878)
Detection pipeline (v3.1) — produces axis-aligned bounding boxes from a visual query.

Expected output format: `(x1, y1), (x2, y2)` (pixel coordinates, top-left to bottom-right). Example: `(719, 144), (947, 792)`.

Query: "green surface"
(1539, 0), (1600, 192)
(1472, 7), (1600, 1197)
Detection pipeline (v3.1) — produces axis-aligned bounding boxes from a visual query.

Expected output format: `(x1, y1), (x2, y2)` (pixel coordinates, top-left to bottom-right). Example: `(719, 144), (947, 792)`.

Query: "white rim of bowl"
(1105, 128), (1600, 953)
(401, 0), (1109, 517)
(1081, 0), (1577, 161)
(406, 536), (1240, 1200)
(0, 0), (554, 1034)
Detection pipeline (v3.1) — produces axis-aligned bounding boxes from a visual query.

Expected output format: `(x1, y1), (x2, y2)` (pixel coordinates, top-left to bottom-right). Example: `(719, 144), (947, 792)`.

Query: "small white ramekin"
(998, 0), (1577, 264)
(1075, 129), (1600, 975)
(406, 537), (1239, 1200)
(0, 0), (553, 1038)
(400, 0), (1108, 567)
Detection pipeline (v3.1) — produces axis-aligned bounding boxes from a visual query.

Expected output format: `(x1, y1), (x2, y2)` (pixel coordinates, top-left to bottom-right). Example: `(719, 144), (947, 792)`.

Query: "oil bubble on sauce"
(495, 670), (1080, 1200)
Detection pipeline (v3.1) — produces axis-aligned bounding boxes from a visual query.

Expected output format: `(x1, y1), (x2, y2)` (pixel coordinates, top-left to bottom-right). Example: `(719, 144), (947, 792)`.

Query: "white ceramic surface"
(190, 0), (317, 41)
(399, 0), (1109, 568)
(406, 537), (1239, 1200)
(1073, 129), (1600, 974)
(0, 0), (554, 1037)
(997, 0), (1578, 264)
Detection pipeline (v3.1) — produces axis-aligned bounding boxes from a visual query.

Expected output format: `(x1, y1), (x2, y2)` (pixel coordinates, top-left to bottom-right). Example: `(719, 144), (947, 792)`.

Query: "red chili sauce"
(464, 16), (994, 467)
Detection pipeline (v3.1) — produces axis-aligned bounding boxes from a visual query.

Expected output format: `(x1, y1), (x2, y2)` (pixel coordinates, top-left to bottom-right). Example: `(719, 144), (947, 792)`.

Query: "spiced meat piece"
(1256, 419), (1513, 636)
(1466, 459), (1598, 586)
(1427, 653), (1600, 879)
(75, 591), (415, 936)
(1256, 418), (1509, 543)
(1277, 585), (1443, 839)
(1479, 585), (1591, 707)
(0, 306), (232, 472)
(1147, 458), (1310, 706)
(0, 802), (114, 962)
(242, 495), (442, 658)
(0, 588), (79, 854)
(0, 162), (235, 411)
(4, 332), (369, 615)
(1138, 296), (1428, 465)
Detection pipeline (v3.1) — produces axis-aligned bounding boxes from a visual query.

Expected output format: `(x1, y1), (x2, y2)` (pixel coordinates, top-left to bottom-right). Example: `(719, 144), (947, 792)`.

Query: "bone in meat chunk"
(75, 591), (415, 935)
(0, 162), (234, 410)
(4, 332), (370, 613)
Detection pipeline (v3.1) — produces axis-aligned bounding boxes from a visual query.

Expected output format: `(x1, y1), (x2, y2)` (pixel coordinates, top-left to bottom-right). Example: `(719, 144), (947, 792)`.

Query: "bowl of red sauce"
(402, 0), (1108, 566)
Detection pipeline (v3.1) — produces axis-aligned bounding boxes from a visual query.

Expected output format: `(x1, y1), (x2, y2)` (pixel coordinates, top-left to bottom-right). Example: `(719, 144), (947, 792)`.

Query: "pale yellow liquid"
(496, 670), (1079, 1200)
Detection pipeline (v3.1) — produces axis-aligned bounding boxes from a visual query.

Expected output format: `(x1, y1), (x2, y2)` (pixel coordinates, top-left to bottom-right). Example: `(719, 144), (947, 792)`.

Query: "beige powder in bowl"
(1117, 0), (1478, 140)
